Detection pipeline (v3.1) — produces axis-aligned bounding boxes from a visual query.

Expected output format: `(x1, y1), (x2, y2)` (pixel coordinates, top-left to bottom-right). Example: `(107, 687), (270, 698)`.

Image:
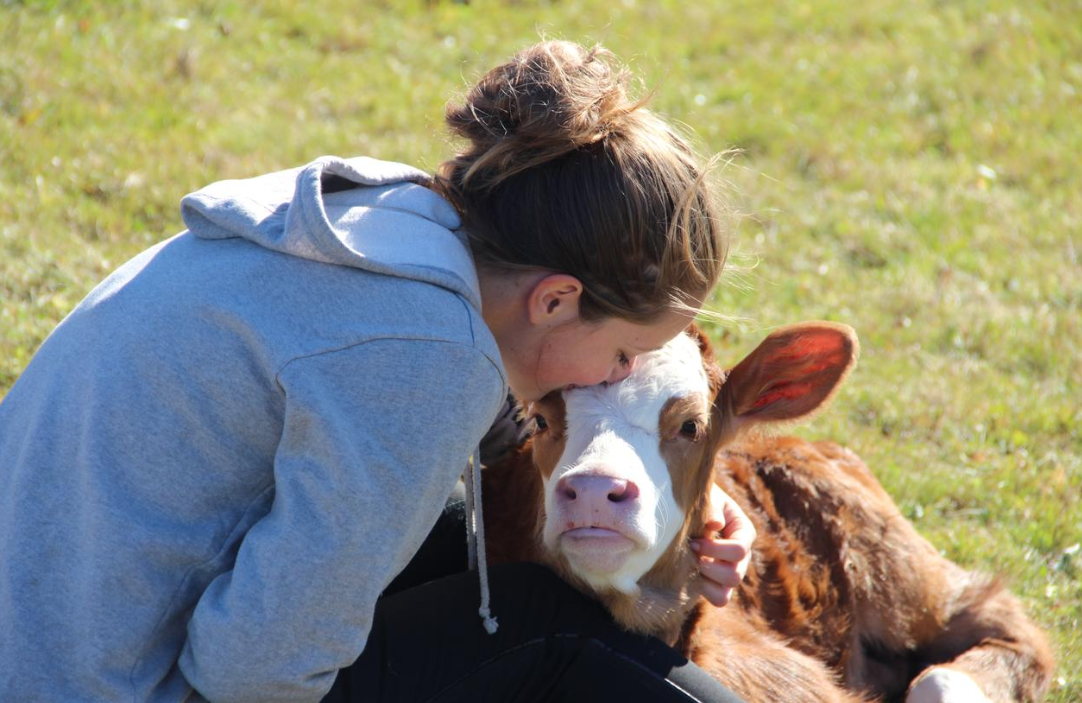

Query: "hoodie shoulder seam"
(275, 335), (505, 389)
(454, 294), (476, 345)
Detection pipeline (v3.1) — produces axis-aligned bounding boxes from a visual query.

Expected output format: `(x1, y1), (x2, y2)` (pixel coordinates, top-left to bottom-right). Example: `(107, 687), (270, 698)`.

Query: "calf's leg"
(810, 443), (1055, 703)
(687, 606), (867, 703)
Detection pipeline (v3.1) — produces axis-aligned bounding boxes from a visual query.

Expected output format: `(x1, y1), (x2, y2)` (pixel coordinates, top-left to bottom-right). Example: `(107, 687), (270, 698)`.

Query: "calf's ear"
(721, 322), (859, 433)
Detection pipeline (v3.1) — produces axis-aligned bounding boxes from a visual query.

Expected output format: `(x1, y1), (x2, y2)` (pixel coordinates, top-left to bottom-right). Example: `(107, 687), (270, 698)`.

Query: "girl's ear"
(720, 322), (859, 433)
(526, 274), (584, 326)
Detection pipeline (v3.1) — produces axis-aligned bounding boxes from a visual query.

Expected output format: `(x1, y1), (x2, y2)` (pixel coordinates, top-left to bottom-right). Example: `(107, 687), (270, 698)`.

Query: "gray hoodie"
(0, 156), (508, 702)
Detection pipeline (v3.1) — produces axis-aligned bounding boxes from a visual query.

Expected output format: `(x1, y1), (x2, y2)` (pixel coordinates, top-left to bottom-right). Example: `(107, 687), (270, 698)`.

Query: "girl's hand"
(690, 484), (756, 607)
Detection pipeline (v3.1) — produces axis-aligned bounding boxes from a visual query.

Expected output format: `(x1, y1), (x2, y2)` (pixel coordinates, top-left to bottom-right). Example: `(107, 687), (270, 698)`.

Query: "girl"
(0, 41), (752, 702)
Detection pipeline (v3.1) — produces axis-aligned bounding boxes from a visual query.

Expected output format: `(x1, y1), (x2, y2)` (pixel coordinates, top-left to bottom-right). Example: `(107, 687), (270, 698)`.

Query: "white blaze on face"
(542, 332), (710, 593)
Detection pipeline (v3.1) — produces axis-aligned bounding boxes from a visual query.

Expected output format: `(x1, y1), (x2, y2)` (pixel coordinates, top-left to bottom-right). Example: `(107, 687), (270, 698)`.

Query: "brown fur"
(482, 324), (1055, 703)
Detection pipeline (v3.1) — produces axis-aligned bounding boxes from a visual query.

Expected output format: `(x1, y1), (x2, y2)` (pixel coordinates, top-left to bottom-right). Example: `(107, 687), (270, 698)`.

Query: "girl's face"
(509, 310), (695, 402)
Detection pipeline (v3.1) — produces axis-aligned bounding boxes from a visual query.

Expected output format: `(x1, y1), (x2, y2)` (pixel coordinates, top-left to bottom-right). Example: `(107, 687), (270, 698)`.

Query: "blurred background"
(1, 0), (1079, 695)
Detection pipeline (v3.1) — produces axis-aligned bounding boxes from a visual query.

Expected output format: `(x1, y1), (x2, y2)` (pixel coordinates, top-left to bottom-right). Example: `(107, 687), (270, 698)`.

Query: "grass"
(2, 0), (1079, 696)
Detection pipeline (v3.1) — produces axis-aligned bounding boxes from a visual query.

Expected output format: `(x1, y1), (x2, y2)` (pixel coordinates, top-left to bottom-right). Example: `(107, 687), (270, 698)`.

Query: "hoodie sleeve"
(177, 337), (505, 703)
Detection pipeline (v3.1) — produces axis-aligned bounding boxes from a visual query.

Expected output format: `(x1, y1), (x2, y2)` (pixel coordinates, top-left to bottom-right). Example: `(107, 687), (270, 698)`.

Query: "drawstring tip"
(480, 609), (499, 635)
(468, 444), (499, 636)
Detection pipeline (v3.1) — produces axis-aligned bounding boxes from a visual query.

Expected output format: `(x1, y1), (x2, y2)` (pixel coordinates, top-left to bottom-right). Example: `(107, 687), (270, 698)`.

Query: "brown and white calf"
(482, 322), (1054, 703)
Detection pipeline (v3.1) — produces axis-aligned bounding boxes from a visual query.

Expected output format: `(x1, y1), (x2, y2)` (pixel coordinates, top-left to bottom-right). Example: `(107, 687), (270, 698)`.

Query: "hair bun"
(445, 41), (638, 186)
(436, 41), (728, 326)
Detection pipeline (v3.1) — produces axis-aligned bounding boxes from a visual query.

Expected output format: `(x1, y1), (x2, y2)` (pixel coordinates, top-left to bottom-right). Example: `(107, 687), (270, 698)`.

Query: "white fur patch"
(907, 667), (992, 703)
(542, 332), (710, 592)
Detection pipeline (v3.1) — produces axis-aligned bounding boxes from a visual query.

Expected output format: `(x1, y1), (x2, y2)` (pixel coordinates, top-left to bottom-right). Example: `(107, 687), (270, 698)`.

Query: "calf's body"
(482, 324), (1053, 702)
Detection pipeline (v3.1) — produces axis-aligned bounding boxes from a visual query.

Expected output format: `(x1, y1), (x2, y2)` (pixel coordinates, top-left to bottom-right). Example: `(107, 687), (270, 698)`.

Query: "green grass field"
(2, 0), (1079, 696)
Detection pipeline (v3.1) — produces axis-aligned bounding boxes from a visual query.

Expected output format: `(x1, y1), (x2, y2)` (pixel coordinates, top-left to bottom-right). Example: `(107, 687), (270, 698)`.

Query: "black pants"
(323, 490), (745, 703)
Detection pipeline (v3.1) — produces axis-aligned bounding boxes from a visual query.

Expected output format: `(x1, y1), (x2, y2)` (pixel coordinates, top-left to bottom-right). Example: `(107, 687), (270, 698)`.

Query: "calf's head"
(523, 322), (858, 635)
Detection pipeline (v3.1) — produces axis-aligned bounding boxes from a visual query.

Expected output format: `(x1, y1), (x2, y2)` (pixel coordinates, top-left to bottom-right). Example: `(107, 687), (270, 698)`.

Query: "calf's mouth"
(559, 527), (638, 574)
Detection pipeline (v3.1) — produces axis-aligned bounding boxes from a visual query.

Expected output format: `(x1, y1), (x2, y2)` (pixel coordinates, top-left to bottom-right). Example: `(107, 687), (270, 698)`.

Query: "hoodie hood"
(182, 155), (502, 637)
(180, 155), (482, 310)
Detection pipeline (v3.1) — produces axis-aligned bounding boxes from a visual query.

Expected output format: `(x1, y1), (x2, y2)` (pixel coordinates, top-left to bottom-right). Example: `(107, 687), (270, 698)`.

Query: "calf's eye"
(679, 420), (699, 439)
(533, 414), (549, 431)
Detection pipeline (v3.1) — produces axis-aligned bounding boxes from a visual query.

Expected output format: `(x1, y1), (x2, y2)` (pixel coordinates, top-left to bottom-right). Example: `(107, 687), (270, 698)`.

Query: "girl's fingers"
(690, 538), (748, 564)
(700, 580), (733, 608)
(720, 503), (756, 546)
(698, 558), (743, 589)
(697, 485), (757, 608)
(705, 485), (757, 553)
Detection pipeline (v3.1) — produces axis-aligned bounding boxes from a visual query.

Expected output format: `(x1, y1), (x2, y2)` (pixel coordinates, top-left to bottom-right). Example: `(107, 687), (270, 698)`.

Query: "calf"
(482, 322), (1054, 703)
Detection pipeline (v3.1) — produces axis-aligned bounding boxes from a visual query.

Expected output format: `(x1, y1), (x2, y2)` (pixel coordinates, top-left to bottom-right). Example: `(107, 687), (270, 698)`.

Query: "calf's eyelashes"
(679, 420), (700, 439)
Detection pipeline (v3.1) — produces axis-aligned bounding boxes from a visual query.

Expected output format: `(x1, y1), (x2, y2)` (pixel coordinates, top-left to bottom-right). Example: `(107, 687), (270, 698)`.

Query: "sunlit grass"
(2, 0), (1078, 696)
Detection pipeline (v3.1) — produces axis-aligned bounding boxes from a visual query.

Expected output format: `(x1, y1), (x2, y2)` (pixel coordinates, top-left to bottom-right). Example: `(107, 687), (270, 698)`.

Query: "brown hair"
(434, 40), (729, 323)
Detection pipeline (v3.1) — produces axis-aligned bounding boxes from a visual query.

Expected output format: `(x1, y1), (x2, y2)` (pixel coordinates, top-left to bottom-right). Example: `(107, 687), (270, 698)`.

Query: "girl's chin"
(508, 379), (562, 403)
(504, 375), (542, 403)
(509, 387), (543, 403)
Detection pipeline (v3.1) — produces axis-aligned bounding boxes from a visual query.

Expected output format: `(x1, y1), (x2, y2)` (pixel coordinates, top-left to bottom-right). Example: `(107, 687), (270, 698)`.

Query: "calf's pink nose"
(556, 474), (641, 509)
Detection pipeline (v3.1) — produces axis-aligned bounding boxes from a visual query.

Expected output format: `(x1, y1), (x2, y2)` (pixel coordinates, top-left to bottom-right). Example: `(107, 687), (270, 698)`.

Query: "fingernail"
(689, 541), (701, 552)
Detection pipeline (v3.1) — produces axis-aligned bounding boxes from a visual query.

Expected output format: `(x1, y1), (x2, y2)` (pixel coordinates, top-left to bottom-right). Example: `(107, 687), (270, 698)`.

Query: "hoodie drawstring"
(464, 445), (498, 635)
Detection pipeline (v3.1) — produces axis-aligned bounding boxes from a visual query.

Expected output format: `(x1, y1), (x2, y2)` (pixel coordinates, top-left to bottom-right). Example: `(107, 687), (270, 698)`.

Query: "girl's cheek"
(569, 366), (599, 388)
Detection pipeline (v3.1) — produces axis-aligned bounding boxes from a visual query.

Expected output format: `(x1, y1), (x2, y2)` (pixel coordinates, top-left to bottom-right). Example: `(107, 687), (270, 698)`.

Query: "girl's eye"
(534, 414), (549, 431)
(679, 420), (699, 439)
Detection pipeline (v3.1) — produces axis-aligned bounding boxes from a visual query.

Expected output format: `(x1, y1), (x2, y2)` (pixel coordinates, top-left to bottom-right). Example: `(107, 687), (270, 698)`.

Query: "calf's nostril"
(557, 474), (639, 507)
(607, 480), (627, 502)
(556, 477), (577, 502)
(607, 479), (640, 503)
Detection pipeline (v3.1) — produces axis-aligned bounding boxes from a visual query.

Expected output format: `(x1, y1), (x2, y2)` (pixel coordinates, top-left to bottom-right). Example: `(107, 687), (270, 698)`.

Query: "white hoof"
(907, 667), (992, 703)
